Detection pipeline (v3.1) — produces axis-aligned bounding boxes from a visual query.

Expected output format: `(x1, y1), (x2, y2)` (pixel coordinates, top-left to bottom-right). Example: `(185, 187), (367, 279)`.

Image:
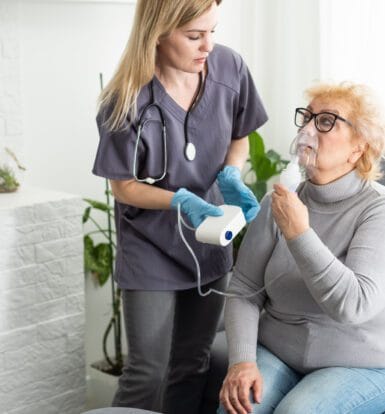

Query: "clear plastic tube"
(176, 204), (288, 299)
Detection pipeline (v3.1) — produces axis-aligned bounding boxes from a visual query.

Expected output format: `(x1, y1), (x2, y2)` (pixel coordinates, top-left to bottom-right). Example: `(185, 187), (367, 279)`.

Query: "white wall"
(19, 0), (135, 200)
(250, 0), (321, 157)
(320, 0), (385, 101)
(0, 1), (24, 173)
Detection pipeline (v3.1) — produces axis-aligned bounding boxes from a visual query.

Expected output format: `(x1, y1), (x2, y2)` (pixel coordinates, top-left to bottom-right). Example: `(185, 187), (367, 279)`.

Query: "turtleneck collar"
(301, 169), (367, 204)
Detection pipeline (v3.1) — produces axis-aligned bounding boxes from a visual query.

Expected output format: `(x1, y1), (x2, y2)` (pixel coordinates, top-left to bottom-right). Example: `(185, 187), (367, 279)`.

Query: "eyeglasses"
(295, 107), (354, 133)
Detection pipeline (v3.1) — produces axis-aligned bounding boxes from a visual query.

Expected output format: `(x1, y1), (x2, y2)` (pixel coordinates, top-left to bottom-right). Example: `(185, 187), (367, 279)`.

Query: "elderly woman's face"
(302, 98), (363, 184)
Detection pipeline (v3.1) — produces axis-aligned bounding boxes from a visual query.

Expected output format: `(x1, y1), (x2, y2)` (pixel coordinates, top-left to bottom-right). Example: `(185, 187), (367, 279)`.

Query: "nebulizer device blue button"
(225, 231), (233, 241)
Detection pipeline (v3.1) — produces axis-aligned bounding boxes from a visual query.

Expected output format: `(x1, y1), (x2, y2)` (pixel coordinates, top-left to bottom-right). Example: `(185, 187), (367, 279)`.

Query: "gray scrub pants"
(111, 275), (228, 414)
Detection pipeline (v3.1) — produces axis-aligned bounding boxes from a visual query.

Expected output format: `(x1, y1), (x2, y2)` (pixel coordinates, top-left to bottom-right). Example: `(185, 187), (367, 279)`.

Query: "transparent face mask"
(289, 129), (319, 174)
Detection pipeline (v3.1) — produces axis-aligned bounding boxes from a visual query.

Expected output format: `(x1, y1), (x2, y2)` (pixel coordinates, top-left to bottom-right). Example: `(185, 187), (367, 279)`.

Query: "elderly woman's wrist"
(283, 225), (310, 240)
(228, 360), (257, 372)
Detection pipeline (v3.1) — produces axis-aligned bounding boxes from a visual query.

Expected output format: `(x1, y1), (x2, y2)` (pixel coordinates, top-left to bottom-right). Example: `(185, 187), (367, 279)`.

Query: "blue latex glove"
(171, 188), (223, 228)
(217, 165), (260, 222)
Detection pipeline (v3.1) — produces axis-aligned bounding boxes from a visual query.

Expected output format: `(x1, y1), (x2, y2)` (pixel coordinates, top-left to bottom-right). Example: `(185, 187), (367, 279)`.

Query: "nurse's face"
(302, 98), (364, 184)
(156, 2), (218, 73)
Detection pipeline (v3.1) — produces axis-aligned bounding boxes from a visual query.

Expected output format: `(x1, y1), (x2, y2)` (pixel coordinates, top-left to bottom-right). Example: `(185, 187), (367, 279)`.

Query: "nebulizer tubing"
(176, 203), (290, 299)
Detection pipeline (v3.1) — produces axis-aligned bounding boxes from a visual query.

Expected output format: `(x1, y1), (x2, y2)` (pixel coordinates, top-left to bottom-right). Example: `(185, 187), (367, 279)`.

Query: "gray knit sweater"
(225, 170), (385, 373)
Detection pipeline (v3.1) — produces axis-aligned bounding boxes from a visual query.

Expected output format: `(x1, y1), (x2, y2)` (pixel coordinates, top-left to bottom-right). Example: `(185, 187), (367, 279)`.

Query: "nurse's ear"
(348, 141), (368, 165)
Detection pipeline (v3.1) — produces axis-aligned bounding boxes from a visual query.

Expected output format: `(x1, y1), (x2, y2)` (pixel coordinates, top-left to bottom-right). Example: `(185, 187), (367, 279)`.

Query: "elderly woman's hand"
(271, 183), (309, 240)
(219, 362), (262, 414)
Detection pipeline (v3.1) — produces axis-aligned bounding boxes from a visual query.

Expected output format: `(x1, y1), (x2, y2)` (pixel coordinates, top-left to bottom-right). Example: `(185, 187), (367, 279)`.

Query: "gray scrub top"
(92, 44), (268, 290)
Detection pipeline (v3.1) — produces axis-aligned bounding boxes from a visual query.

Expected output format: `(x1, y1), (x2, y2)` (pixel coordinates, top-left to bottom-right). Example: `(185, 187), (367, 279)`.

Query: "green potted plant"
(83, 180), (123, 376)
(0, 147), (26, 193)
(0, 165), (19, 193)
(83, 73), (123, 376)
(246, 131), (288, 199)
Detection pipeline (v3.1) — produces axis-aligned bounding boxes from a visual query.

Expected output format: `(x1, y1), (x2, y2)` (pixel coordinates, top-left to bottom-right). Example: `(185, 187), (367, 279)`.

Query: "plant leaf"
(255, 158), (275, 181)
(248, 131), (265, 157)
(266, 149), (281, 164)
(84, 235), (113, 286)
(248, 131), (265, 173)
(83, 198), (113, 212)
(93, 243), (113, 286)
(83, 206), (91, 224)
(84, 235), (96, 271)
(247, 131), (289, 184)
(248, 181), (267, 202)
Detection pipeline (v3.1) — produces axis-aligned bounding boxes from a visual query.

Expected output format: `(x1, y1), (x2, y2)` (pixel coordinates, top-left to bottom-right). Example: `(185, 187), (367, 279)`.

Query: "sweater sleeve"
(225, 194), (278, 366)
(287, 197), (385, 324)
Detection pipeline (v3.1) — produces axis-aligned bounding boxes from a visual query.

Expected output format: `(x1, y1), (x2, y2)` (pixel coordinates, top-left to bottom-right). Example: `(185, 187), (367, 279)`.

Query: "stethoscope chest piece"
(185, 142), (196, 161)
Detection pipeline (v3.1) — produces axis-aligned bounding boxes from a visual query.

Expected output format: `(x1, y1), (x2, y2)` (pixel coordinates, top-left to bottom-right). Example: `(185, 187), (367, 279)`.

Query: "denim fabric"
(218, 344), (385, 414)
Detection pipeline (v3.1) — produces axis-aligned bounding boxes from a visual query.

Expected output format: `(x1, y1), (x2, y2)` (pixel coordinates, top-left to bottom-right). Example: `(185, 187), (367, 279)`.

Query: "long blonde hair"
(99, 0), (221, 131)
(305, 82), (385, 181)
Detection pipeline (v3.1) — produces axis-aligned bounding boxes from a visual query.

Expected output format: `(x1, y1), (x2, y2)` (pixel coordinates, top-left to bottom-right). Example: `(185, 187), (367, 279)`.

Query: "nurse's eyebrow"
(184, 24), (218, 33)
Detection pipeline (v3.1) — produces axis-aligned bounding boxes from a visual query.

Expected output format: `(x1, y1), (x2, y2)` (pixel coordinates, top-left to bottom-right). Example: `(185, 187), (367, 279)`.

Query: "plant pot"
(0, 147), (25, 193)
(91, 357), (126, 377)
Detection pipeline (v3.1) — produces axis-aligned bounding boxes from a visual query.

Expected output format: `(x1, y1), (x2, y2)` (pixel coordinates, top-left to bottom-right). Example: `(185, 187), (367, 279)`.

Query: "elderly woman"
(218, 82), (385, 414)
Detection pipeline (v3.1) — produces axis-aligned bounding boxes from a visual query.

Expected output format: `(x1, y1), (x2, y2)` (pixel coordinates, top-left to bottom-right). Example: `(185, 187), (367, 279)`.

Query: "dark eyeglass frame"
(295, 107), (354, 133)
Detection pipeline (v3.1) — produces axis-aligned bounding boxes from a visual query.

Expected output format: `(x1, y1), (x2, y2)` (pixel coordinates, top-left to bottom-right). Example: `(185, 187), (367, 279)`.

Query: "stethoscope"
(132, 71), (203, 184)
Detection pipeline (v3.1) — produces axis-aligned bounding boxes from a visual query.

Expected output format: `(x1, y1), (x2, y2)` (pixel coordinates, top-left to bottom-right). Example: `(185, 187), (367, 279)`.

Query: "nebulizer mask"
(280, 127), (319, 191)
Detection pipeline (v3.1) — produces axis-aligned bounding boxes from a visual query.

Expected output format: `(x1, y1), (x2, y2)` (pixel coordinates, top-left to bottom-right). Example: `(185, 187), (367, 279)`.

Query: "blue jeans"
(218, 344), (385, 414)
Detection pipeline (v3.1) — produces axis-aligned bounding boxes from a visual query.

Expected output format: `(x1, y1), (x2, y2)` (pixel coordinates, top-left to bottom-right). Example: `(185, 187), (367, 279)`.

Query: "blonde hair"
(305, 82), (385, 180)
(99, 0), (221, 131)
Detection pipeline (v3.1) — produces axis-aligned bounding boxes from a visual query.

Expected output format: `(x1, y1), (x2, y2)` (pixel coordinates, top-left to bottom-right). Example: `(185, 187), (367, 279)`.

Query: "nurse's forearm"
(110, 179), (174, 209)
(224, 136), (249, 170)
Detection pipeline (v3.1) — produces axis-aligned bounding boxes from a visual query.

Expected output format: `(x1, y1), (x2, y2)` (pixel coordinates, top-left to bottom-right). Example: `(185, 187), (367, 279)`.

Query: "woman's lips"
(194, 58), (206, 64)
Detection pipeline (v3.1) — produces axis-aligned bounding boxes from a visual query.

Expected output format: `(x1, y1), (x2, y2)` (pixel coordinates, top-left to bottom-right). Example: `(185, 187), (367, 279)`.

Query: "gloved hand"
(171, 188), (223, 228)
(217, 165), (260, 222)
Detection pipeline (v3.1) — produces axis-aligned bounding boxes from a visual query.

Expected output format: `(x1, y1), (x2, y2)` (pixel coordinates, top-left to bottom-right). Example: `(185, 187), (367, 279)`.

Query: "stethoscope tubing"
(133, 72), (203, 184)
(133, 103), (168, 184)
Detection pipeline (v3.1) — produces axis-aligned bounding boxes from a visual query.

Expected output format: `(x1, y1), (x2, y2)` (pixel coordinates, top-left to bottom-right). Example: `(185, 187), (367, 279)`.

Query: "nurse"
(92, 0), (268, 413)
